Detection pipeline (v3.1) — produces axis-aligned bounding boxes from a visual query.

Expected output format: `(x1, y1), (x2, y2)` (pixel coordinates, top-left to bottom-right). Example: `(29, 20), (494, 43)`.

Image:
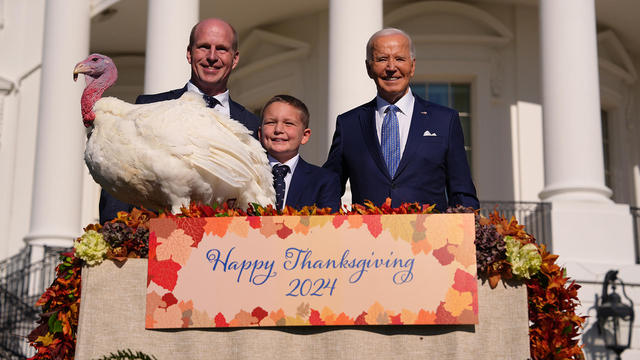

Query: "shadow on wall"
(581, 295), (615, 360)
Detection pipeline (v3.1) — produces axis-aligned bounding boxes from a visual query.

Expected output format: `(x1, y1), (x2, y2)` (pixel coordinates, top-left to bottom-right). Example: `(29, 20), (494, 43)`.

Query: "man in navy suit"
(260, 95), (341, 211)
(323, 28), (478, 212)
(99, 18), (259, 223)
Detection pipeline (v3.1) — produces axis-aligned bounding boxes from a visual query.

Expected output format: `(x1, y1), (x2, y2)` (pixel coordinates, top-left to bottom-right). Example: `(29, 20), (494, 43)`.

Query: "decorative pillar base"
(24, 234), (74, 263)
(549, 201), (634, 264)
(539, 183), (613, 203)
(24, 234), (75, 248)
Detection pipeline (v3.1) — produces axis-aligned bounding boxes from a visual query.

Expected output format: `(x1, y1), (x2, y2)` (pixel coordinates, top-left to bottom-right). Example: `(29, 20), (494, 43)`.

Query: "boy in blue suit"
(259, 95), (341, 211)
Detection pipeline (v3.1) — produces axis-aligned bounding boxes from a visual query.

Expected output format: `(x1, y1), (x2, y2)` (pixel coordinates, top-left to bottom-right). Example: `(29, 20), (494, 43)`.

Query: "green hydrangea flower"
(505, 236), (542, 279)
(74, 230), (109, 266)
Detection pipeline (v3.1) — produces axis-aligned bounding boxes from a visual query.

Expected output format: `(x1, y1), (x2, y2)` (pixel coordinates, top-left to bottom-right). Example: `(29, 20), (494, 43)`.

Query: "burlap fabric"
(75, 259), (530, 359)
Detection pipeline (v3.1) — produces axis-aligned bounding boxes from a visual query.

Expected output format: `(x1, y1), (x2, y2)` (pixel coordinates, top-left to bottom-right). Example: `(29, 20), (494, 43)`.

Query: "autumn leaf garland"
(27, 251), (82, 360)
(27, 200), (584, 360)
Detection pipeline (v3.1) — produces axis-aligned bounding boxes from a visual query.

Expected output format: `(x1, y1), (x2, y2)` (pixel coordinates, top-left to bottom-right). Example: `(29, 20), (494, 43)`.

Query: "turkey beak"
(73, 63), (91, 81)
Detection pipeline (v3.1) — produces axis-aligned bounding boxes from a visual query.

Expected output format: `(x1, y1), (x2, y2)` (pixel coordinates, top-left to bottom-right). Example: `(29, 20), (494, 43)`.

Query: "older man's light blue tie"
(381, 104), (400, 177)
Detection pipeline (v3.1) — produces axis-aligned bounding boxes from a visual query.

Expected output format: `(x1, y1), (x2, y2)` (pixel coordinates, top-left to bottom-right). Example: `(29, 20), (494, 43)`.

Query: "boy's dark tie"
(202, 94), (220, 108)
(272, 164), (290, 210)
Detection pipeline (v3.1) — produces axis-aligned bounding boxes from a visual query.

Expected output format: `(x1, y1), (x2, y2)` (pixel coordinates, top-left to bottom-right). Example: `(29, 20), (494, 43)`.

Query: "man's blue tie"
(272, 164), (290, 210)
(381, 104), (401, 177)
(203, 94), (220, 108)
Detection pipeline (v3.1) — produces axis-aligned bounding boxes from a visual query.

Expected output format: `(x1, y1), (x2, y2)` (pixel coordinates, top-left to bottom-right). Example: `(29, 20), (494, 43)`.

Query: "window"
(410, 82), (472, 170)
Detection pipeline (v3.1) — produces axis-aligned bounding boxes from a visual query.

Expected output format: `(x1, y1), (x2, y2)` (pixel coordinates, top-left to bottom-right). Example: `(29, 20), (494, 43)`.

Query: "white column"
(538, 0), (610, 202)
(327, 0), (382, 146)
(328, 0), (382, 207)
(24, 0), (90, 257)
(538, 0), (634, 266)
(144, 0), (199, 94)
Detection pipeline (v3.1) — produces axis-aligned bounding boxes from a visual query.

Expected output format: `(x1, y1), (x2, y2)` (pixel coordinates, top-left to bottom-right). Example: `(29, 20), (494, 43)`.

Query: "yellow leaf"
(424, 215), (465, 248)
(443, 288), (473, 316)
(309, 215), (332, 229)
(401, 308), (417, 324)
(365, 301), (387, 324)
(228, 216), (249, 237)
(285, 315), (308, 325)
(283, 216), (300, 229)
(36, 333), (55, 346)
(381, 215), (416, 242)
(320, 307), (337, 325)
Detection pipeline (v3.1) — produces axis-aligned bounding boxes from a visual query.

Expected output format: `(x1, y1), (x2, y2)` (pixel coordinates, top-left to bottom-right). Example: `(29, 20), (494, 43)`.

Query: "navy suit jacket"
(285, 158), (341, 211)
(323, 94), (479, 212)
(99, 85), (260, 224)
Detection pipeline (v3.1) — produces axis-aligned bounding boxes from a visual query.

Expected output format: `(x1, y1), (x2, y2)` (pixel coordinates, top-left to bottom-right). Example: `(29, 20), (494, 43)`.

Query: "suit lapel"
(229, 98), (242, 120)
(396, 96), (430, 177)
(287, 158), (309, 207)
(172, 85), (188, 99)
(359, 99), (391, 180)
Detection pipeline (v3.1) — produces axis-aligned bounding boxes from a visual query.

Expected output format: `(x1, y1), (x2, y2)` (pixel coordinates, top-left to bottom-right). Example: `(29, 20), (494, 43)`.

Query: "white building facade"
(1, 0), (639, 357)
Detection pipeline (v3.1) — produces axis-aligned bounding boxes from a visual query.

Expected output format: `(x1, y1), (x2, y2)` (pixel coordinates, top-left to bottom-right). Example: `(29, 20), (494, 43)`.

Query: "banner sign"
(146, 214), (477, 328)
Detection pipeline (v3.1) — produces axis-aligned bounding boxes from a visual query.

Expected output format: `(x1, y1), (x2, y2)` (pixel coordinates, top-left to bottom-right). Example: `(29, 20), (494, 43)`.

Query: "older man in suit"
(99, 18), (259, 223)
(323, 28), (479, 212)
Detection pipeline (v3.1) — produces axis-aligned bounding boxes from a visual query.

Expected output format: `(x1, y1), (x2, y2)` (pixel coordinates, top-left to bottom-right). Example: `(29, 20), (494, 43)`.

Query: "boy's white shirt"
(268, 153), (300, 208)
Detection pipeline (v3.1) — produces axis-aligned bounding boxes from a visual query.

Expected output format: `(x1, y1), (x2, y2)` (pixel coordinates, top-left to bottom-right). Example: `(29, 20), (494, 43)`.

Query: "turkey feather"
(74, 54), (276, 212)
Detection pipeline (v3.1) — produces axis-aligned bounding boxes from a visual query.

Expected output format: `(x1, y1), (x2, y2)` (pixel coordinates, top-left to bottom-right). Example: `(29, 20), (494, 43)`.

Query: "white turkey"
(73, 53), (275, 212)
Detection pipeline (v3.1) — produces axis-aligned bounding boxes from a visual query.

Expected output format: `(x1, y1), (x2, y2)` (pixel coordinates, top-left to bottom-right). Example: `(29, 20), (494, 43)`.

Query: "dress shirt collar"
(374, 90), (415, 156)
(268, 153), (300, 174)
(375, 90), (414, 118)
(187, 81), (230, 115)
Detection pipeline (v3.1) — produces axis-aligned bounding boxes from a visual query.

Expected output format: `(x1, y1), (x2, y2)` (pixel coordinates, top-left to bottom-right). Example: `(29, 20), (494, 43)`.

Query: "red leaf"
(389, 313), (403, 325)
(161, 292), (178, 309)
(363, 215), (382, 237)
(452, 269), (478, 314)
(148, 231), (158, 261)
(251, 306), (268, 325)
(435, 302), (456, 324)
(214, 312), (229, 327)
(354, 311), (368, 325)
(276, 224), (293, 239)
(332, 215), (348, 229)
(309, 309), (326, 325)
(432, 243), (455, 266)
(452, 269), (476, 293)
(247, 216), (262, 229)
(175, 217), (207, 247)
(200, 204), (215, 217)
(147, 257), (182, 291)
